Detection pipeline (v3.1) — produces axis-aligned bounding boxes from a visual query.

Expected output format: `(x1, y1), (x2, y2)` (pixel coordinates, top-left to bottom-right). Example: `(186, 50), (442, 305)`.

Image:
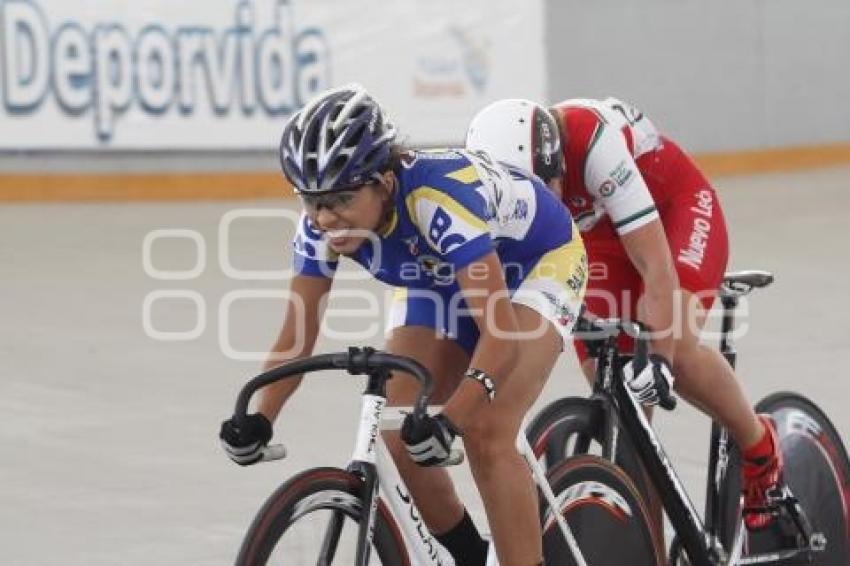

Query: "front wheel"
(719, 392), (850, 564)
(541, 454), (665, 566)
(236, 467), (408, 565)
(525, 396), (651, 497)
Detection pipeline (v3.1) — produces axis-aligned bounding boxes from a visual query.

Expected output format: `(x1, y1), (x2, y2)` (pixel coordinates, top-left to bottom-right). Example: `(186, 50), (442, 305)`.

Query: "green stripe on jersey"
(586, 122), (606, 155)
(613, 205), (657, 229)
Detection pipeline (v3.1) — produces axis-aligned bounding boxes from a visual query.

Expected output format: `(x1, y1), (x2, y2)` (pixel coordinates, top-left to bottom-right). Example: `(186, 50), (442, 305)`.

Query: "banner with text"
(0, 0), (545, 149)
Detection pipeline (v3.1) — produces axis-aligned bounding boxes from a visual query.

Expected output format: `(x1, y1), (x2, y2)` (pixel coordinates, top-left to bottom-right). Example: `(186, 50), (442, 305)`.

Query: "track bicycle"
(527, 270), (850, 564)
(224, 347), (665, 565)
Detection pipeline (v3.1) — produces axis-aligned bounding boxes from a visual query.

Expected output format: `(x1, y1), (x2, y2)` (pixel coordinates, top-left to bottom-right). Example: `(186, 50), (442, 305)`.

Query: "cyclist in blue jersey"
(220, 84), (588, 566)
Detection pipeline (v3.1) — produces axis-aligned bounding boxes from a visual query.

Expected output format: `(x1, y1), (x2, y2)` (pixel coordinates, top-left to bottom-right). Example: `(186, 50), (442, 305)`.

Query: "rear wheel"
(719, 393), (850, 564)
(541, 454), (665, 565)
(236, 467), (408, 565)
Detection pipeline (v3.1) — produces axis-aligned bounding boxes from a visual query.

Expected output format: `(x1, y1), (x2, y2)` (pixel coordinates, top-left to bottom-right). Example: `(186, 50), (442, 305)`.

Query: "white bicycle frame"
(346, 396), (589, 566)
(255, 349), (666, 565)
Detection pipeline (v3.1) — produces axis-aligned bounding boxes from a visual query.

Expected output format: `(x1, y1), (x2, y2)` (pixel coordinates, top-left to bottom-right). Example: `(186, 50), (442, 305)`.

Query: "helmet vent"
(349, 123), (367, 145)
(325, 128), (338, 148)
(291, 127), (302, 148)
(328, 155), (349, 181)
(305, 158), (318, 181)
(278, 83), (397, 194)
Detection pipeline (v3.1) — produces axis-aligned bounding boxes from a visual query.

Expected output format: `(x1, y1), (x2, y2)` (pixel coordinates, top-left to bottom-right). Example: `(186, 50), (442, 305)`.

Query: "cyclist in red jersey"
(466, 97), (782, 531)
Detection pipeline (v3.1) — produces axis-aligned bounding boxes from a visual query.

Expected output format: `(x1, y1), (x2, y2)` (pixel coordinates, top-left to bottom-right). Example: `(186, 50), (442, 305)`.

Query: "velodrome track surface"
(2, 166), (849, 564)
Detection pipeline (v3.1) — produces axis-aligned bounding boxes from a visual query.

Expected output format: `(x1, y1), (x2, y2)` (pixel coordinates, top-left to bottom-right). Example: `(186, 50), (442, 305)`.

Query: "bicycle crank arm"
(736, 546), (821, 565)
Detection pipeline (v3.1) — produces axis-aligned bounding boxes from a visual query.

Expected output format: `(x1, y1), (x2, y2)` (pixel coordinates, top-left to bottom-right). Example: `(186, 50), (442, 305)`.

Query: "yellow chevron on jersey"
(444, 164), (480, 185)
(525, 225), (588, 300)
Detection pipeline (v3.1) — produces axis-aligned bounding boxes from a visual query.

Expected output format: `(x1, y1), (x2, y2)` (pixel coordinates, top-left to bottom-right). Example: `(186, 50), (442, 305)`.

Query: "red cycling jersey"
(550, 98), (729, 361)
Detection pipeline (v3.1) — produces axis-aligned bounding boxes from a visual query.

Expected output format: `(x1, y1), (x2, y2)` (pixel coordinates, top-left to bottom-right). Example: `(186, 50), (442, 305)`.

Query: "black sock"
(435, 509), (489, 566)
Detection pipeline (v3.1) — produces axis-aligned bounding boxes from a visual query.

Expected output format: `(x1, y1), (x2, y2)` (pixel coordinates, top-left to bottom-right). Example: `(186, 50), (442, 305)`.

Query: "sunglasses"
(299, 188), (360, 211)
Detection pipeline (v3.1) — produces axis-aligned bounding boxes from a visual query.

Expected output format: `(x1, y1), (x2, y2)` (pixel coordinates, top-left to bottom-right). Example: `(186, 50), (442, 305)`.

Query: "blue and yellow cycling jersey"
(292, 149), (576, 288)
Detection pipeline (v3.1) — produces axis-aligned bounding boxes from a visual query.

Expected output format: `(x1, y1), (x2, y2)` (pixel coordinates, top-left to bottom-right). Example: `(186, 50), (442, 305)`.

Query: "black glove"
(220, 413), (273, 466)
(623, 353), (676, 409)
(401, 413), (460, 467)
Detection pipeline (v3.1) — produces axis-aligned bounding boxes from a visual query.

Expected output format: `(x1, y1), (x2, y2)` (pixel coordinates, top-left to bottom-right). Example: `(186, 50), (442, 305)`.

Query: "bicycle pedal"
(742, 504), (780, 518)
(764, 483), (794, 504)
(741, 483), (797, 526)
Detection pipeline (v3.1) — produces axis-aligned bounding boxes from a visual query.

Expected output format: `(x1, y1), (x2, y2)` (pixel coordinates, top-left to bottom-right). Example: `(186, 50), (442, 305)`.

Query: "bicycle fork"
(347, 392), (386, 566)
(309, 399), (384, 566)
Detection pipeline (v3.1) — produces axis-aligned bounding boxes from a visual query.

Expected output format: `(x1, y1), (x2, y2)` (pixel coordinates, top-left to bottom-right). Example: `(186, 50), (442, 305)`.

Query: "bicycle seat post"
(720, 294), (738, 369)
(719, 270), (774, 369)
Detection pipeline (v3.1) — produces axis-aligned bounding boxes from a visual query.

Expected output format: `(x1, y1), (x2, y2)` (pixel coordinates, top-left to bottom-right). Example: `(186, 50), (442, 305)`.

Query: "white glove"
(622, 354), (676, 409)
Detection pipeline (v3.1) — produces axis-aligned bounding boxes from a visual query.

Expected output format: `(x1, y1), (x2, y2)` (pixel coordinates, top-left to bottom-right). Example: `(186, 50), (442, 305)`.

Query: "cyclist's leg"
(660, 179), (780, 528)
(382, 287), (494, 566)
(382, 289), (471, 533)
(667, 291), (764, 447)
(668, 289), (785, 531)
(671, 292), (773, 503)
(659, 184), (764, 449)
(462, 240), (586, 565)
(462, 302), (563, 565)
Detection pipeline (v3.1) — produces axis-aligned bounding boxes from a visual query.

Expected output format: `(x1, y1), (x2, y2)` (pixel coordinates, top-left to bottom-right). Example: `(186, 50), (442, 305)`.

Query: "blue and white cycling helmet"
(279, 84), (397, 194)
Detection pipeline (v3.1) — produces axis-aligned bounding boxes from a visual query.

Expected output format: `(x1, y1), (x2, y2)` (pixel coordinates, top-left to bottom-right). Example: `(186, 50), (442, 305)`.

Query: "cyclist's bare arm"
(443, 252), (520, 430)
(581, 113), (676, 361)
(257, 273), (333, 422)
(620, 219), (677, 361)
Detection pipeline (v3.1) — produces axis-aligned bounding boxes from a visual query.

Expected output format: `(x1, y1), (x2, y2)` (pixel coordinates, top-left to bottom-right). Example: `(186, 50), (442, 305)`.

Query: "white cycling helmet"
(465, 98), (563, 183)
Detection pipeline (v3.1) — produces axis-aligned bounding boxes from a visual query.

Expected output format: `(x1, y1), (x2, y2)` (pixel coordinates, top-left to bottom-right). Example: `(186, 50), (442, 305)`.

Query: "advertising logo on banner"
(413, 27), (489, 99)
(0, 0), (545, 149)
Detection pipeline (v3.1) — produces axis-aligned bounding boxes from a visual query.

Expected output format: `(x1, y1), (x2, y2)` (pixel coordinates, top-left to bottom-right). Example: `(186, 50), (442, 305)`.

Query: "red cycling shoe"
(741, 414), (785, 530)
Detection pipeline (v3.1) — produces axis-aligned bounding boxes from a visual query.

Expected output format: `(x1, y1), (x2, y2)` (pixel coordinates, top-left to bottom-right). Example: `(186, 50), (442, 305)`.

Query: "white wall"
(544, 0), (850, 152)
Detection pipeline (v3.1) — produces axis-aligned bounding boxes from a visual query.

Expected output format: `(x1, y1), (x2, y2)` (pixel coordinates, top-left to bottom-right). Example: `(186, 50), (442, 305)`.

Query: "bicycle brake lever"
(260, 444), (287, 462)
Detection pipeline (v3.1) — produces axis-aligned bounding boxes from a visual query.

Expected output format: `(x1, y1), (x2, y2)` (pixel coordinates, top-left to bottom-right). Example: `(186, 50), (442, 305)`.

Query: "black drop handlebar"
(231, 347), (434, 426)
(231, 319), (674, 430)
